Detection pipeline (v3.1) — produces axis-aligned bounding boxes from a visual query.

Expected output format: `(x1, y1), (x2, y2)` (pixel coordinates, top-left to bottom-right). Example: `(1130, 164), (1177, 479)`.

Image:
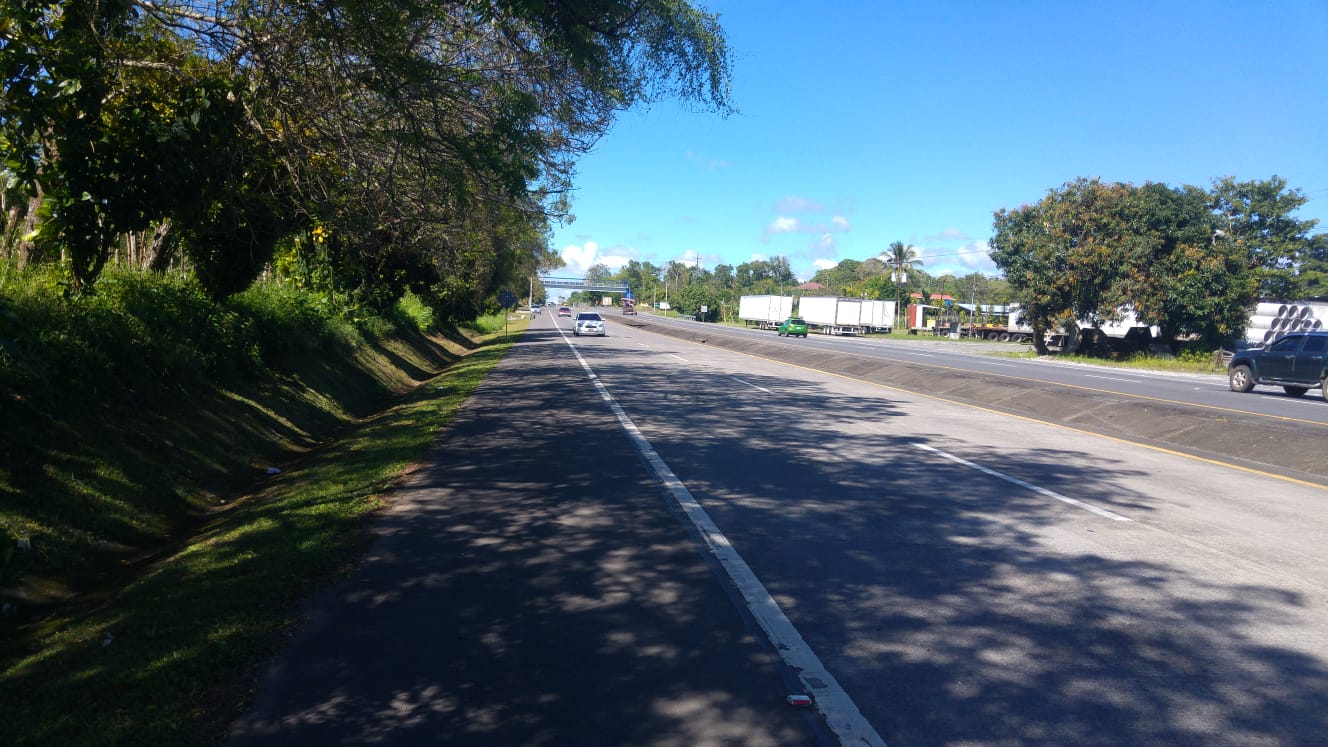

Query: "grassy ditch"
(0, 266), (519, 744)
(990, 347), (1222, 374)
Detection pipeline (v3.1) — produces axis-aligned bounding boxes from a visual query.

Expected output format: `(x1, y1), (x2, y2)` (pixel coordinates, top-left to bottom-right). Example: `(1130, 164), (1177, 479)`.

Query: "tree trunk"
(1032, 321), (1050, 355)
(145, 220), (179, 272)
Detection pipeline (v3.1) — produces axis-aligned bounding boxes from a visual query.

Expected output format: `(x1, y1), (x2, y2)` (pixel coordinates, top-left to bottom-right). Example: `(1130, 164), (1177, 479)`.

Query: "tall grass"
(463, 311), (511, 334)
(0, 264), (479, 592)
(0, 262), (517, 744)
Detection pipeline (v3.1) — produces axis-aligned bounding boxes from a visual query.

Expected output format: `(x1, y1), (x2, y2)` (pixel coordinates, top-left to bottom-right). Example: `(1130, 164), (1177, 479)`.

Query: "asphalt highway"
(565, 312), (1328, 745)
(232, 311), (1328, 746)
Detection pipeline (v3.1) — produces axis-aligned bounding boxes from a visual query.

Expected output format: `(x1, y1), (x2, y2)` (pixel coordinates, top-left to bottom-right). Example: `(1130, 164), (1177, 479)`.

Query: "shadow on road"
(569, 326), (1328, 746)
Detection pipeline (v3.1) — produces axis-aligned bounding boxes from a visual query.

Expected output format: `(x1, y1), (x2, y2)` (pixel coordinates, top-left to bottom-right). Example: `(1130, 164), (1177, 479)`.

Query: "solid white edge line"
(556, 324), (887, 747)
(913, 443), (1132, 522)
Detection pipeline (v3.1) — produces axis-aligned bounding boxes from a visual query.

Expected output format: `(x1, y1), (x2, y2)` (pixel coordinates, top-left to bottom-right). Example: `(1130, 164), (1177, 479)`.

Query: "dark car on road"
(777, 317), (808, 337)
(1228, 331), (1328, 400)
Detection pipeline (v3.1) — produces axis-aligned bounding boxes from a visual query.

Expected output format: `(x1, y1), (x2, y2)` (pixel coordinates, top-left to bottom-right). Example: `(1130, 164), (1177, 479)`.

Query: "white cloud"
(907, 240), (996, 276)
(957, 240), (992, 270)
(685, 149), (732, 172)
(810, 233), (836, 254)
(761, 216), (801, 243)
(559, 241), (632, 276)
(831, 215), (850, 231)
(813, 258), (838, 270)
(928, 227), (969, 242)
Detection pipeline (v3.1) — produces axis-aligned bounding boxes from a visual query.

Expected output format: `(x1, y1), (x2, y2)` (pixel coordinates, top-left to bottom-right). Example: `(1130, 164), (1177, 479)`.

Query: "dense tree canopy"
(991, 176), (1314, 353)
(1, 0), (733, 317)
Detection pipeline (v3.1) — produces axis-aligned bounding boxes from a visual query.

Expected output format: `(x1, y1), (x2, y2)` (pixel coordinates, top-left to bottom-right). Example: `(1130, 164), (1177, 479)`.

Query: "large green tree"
(2, 0), (735, 318)
(1209, 176), (1320, 299)
(992, 177), (1276, 353)
(733, 257), (794, 292)
(1114, 183), (1255, 347)
(990, 179), (1131, 352)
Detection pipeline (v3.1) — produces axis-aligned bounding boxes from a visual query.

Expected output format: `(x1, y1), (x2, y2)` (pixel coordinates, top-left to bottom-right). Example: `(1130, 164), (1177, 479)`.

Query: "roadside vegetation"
(0, 4), (736, 743)
(0, 264), (520, 744)
(708, 313), (1224, 374)
(574, 179), (1322, 361)
(990, 346), (1224, 374)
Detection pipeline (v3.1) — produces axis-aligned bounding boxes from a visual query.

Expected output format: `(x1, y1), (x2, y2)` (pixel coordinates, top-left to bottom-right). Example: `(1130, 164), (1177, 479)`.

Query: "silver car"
(574, 312), (606, 336)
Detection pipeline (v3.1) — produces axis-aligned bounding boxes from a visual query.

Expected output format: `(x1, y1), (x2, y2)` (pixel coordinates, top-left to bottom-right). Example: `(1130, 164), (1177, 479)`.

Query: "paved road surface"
(230, 323), (829, 745)
(233, 312), (1328, 745)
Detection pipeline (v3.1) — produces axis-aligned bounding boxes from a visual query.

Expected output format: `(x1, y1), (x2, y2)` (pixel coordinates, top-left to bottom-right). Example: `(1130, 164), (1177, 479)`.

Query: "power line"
(889, 247), (991, 261)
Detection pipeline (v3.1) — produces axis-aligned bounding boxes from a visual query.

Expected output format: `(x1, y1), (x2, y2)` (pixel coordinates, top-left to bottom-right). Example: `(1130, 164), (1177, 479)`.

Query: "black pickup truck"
(1228, 331), (1328, 400)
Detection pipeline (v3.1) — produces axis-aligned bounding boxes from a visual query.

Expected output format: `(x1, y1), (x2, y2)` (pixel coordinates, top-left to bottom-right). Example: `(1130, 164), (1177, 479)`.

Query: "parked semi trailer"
(861, 299), (897, 332)
(960, 305), (1154, 348)
(738, 295), (794, 329)
(799, 297), (893, 335)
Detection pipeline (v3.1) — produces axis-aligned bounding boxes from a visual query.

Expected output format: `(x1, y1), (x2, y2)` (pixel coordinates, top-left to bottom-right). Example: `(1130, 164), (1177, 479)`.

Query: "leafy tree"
(809, 259), (864, 295)
(674, 283), (721, 320)
(734, 257), (794, 290)
(993, 177), (1277, 352)
(990, 195), (1071, 352)
(583, 263), (614, 285)
(843, 274), (898, 301)
(1115, 183), (1255, 348)
(1293, 233), (1328, 298)
(612, 259), (664, 304)
(663, 259), (694, 297)
(713, 263), (734, 289)
(2, 0), (736, 319)
(1210, 176), (1320, 298)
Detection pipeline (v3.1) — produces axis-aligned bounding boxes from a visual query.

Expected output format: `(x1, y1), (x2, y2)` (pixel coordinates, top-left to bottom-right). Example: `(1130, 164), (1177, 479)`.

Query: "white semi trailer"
(799, 296), (886, 335)
(738, 295), (794, 329)
(860, 299), (897, 332)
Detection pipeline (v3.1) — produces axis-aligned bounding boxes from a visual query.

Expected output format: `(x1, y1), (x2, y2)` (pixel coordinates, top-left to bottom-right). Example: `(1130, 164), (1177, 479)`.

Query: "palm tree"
(883, 241), (923, 330)
(884, 240), (923, 281)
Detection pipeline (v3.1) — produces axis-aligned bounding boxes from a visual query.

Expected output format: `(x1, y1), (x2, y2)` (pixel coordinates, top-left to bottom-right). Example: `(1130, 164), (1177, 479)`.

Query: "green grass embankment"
(0, 265), (519, 744)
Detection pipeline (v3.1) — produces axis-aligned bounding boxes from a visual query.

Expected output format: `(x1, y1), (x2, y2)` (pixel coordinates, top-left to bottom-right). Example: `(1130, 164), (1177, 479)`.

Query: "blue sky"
(549, 1), (1328, 283)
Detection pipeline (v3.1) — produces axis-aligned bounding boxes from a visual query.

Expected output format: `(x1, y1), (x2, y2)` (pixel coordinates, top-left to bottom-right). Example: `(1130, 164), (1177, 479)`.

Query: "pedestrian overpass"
(540, 276), (630, 293)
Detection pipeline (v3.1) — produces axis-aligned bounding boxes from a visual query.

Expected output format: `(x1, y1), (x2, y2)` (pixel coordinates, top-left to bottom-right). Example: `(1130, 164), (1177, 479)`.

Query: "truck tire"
(1284, 385), (1309, 397)
(998, 332), (1012, 342)
(1229, 364), (1255, 392)
(1322, 376), (1328, 402)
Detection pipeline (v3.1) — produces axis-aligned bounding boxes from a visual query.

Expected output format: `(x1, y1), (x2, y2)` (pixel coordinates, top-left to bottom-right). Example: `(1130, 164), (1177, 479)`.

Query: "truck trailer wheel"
(1229, 364), (1255, 393)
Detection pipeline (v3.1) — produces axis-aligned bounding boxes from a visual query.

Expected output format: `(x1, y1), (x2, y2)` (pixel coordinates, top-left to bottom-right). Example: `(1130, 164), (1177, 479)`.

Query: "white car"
(573, 312), (606, 336)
